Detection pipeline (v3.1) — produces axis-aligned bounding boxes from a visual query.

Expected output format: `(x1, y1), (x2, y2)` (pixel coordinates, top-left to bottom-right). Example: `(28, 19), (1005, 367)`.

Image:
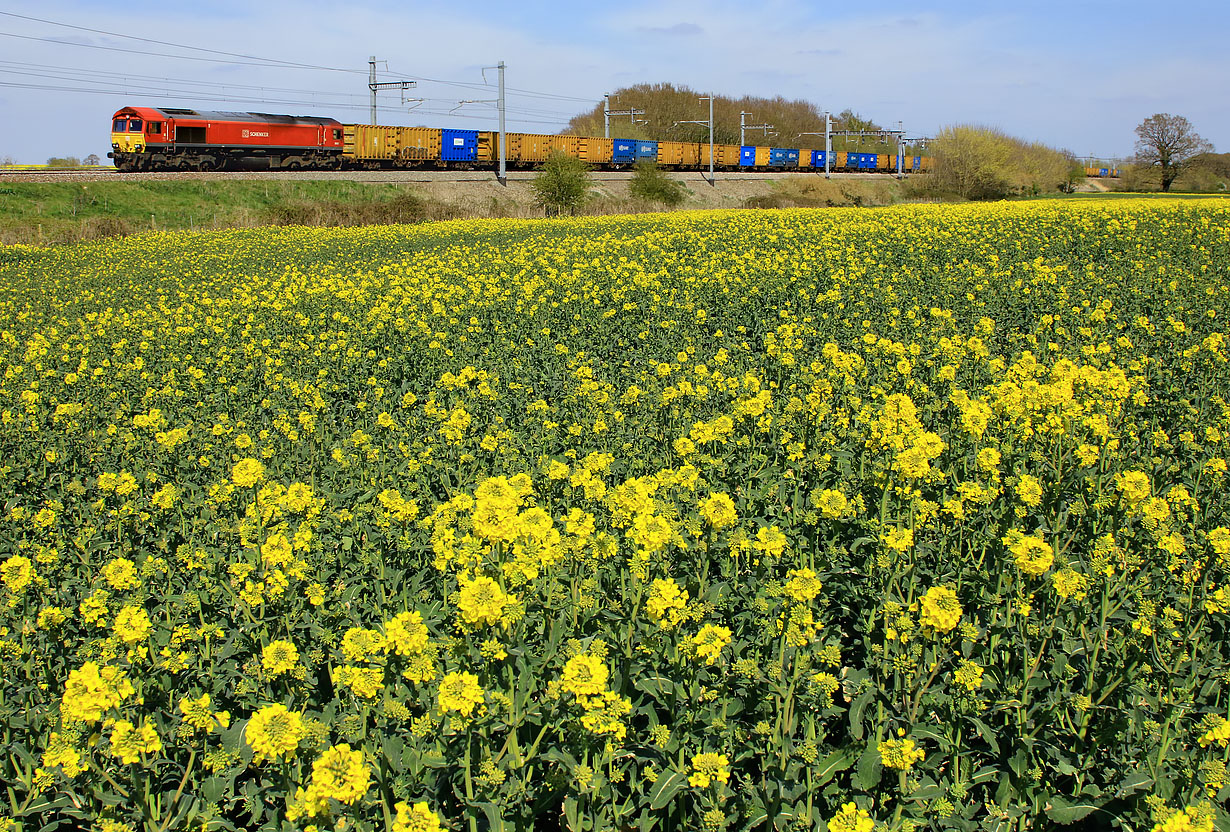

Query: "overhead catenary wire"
(0, 79), (572, 126)
(1, 11), (599, 107)
(0, 59), (585, 121)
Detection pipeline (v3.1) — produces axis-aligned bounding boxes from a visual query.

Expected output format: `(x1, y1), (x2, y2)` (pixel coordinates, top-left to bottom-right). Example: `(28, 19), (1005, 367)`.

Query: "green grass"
(0, 180), (456, 244)
(1018, 190), (1230, 201)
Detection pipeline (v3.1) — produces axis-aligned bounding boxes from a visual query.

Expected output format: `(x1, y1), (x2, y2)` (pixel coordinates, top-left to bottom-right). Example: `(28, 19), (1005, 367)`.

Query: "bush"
(930, 126), (1071, 199)
(531, 152), (593, 216)
(628, 161), (686, 207)
(46, 156), (82, 168)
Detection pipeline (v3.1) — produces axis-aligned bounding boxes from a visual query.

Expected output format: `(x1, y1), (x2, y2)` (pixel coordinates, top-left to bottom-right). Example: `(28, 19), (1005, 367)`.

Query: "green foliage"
(45, 156), (81, 168)
(628, 161), (687, 207)
(931, 125), (1073, 199)
(1059, 154), (1087, 194)
(530, 151), (593, 216)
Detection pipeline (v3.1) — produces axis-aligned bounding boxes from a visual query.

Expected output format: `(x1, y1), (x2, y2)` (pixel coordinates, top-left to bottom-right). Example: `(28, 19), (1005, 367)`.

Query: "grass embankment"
(0, 181), (468, 245)
(0, 177), (911, 245)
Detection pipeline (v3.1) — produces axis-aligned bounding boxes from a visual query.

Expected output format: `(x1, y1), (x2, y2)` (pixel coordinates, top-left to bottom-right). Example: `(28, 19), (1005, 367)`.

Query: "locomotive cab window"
(333, 129), (343, 140)
(147, 122), (163, 135)
(127, 119), (143, 132)
(113, 119), (127, 132)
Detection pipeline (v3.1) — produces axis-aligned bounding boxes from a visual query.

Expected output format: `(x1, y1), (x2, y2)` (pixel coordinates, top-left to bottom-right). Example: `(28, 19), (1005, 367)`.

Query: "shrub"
(531, 152), (593, 216)
(46, 156), (82, 168)
(628, 161), (686, 207)
(930, 126), (1071, 199)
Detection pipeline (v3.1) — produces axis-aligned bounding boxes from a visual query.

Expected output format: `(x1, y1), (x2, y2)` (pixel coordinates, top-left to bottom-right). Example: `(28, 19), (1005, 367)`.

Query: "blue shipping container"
(860, 153), (876, 169)
(785, 149), (800, 166)
(912, 156), (922, 171)
(612, 139), (637, 164)
(1099, 168), (1109, 177)
(441, 129), (478, 162)
(768, 148), (789, 167)
(740, 146), (757, 166)
(635, 141), (658, 161)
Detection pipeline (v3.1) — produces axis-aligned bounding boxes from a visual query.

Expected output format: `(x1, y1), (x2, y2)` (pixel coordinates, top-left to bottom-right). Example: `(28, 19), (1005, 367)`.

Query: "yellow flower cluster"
(878, 735), (926, 770)
(918, 586), (962, 633)
(688, 752), (731, 788)
(245, 703), (305, 763)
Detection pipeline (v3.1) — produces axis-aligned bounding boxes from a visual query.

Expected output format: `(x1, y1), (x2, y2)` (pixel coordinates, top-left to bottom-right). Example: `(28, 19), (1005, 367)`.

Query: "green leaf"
(1045, 795), (1103, 825)
(969, 718), (1000, 754)
(848, 688), (874, 741)
(813, 747), (856, 787)
(1116, 769), (1153, 797)
(635, 675), (674, 702)
(907, 779), (944, 802)
(851, 744), (882, 791)
(648, 767), (689, 810)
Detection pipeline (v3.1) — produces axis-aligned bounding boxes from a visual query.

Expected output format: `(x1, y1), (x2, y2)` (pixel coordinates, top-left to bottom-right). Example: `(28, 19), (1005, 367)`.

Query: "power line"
(0, 31), (337, 69)
(0, 10), (361, 73)
(0, 79), (572, 126)
(2, 11), (599, 108)
(0, 60), (583, 121)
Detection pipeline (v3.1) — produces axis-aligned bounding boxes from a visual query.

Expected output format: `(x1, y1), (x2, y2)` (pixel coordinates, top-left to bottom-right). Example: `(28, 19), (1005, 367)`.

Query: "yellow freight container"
(877, 154), (890, 170)
(702, 144), (741, 167)
(835, 151), (848, 168)
(754, 147), (770, 166)
(476, 132), (497, 164)
(658, 141), (700, 167)
(343, 125), (441, 162)
(578, 137), (612, 165)
(506, 133), (578, 164)
(477, 132), (607, 166)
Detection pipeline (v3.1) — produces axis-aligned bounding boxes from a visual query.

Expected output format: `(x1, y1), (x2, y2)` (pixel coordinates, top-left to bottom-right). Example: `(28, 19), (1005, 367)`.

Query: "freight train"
(108, 105), (935, 174)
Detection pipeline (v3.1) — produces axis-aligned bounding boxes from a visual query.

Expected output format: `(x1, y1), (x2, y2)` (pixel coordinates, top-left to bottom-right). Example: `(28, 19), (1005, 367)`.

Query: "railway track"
(0, 168), (118, 176)
(0, 168), (893, 184)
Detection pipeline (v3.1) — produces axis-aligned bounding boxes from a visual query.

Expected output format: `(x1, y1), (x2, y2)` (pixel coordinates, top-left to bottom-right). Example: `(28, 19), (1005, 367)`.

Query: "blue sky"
(0, 0), (1225, 163)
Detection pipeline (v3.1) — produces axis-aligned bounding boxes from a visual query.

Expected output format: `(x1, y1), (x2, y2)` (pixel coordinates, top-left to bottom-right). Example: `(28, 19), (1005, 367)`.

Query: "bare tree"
(84, 153), (101, 166)
(1134, 113), (1213, 192)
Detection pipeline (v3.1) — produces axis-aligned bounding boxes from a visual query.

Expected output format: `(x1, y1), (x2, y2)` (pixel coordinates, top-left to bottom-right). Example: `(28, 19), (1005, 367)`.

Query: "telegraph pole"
(368, 57), (417, 126)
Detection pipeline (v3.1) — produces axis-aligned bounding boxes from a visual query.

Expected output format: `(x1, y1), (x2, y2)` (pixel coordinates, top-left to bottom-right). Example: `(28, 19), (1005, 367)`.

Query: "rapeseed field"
(0, 200), (1228, 831)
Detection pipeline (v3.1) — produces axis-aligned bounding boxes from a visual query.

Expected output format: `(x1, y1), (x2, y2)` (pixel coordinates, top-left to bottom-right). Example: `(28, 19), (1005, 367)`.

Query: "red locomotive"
(109, 106), (345, 171)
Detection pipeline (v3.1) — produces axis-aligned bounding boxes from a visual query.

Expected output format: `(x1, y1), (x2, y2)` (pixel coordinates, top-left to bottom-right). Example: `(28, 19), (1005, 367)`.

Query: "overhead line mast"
(368, 57), (416, 125)
(603, 94), (645, 138)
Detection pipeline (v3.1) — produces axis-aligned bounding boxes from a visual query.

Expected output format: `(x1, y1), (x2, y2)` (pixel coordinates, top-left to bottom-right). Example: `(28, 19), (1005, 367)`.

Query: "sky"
(0, 0), (1226, 163)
